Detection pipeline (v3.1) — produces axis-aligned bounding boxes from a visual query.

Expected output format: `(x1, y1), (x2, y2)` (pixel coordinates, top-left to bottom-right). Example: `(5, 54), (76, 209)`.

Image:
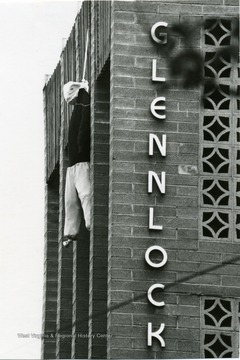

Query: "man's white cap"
(63, 80), (89, 105)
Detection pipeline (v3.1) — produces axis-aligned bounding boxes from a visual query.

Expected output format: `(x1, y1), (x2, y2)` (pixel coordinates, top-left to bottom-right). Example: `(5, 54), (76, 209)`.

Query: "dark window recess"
(236, 228), (240, 239)
(218, 212), (228, 223)
(221, 316), (232, 328)
(203, 212), (213, 222)
(220, 67), (231, 78)
(236, 214), (240, 223)
(204, 314), (215, 326)
(203, 162), (213, 173)
(236, 196), (240, 207)
(221, 19), (232, 32)
(220, 35), (231, 46)
(204, 129), (214, 141)
(219, 181), (229, 191)
(203, 226), (213, 237)
(203, 194), (213, 205)
(204, 299), (215, 310)
(218, 227), (228, 238)
(218, 196), (229, 206)
(204, 349), (213, 358)
(205, 33), (215, 46)
(218, 163), (229, 174)
(203, 147), (214, 157)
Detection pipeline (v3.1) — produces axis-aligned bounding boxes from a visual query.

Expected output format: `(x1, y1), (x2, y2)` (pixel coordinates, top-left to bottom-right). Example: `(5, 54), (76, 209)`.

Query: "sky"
(0, 1), (80, 358)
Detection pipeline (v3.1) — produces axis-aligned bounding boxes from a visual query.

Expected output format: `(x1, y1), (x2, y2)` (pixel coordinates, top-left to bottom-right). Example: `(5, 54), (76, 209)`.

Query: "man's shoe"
(63, 238), (72, 248)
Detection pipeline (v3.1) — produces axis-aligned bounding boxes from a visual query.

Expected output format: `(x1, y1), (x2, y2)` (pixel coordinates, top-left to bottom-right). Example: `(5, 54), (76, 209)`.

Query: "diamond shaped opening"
(208, 152), (225, 169)
(211, 21), (229, 41)
(208, 120), (225, 137)
(209, 303), (227, 322)
(208, 215), (225, 233)
(209, 56), (226, 74)
(209, 337), (228, 357)
(209, 183), (224, 201)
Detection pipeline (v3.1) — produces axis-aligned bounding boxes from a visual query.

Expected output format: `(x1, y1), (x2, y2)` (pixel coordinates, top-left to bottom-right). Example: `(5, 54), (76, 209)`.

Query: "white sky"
(0, 1), (80, 358)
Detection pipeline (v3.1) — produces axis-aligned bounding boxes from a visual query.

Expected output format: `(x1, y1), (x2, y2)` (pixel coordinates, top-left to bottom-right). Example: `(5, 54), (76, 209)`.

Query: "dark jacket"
(68, 88), (90, 166)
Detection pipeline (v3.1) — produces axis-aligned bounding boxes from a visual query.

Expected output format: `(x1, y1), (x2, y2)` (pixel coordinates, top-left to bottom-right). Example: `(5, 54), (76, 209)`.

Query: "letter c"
(147, 283), (165, 307)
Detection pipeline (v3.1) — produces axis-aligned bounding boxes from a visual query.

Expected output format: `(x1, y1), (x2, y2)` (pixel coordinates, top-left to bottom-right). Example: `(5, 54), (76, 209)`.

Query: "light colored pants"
(64, 162), (91, 237)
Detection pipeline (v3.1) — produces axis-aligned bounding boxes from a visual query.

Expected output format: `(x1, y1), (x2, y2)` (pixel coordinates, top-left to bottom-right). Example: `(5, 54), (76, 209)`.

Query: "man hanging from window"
(62, 80), (90, 247)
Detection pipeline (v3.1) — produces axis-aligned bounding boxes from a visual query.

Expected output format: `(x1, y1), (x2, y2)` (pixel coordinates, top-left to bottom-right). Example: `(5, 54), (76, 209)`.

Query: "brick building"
(41, 0), (240, 359)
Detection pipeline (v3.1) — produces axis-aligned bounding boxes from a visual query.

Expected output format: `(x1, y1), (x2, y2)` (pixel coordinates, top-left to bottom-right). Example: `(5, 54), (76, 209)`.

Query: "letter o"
(151, 22), (168, 44)
(145, 245), (168, 268)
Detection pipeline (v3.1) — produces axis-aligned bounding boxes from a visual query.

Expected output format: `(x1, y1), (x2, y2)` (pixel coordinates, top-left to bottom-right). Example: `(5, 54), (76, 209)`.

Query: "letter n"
(148, 171), (166, 194)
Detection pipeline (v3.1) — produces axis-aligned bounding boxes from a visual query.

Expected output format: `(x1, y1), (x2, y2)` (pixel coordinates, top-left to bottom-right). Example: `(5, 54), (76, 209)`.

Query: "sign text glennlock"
(146, 21), (169, 349)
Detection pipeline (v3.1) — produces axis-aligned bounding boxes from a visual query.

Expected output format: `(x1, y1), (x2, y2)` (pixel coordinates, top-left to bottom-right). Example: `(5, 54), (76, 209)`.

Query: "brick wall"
(107, 1), (240, 358)
(41, 169), (59, 359)
(71, 225), (90, 359)
(89, 73), (110, 358)
(87, 4), (111, 359)
(55, 149), (73, 359)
